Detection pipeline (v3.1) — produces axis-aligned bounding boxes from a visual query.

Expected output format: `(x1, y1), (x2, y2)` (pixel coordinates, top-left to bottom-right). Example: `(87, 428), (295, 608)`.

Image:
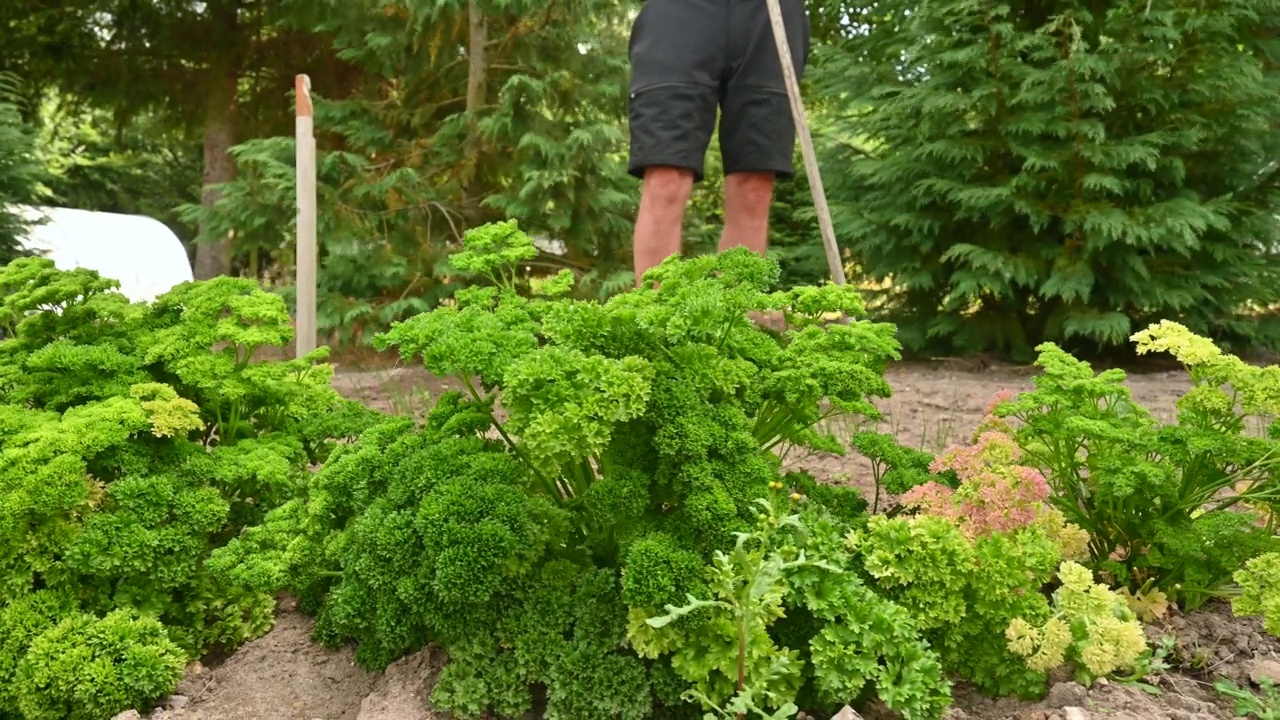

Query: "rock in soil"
(157, 695), (189, 709)
(1248, 659), (1280, 685)
(1045, 682), (1089, 709)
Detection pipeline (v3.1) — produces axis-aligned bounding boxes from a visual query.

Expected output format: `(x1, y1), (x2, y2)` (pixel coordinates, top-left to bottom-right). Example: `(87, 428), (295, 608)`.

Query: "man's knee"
(641, 166), (695, 209)
(724, 172), (775, 213)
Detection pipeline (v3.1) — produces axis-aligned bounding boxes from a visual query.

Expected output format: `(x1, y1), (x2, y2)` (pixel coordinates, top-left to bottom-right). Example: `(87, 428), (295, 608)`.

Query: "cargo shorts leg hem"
(627, 82), (719, 183)
(719, 85), (800, 180)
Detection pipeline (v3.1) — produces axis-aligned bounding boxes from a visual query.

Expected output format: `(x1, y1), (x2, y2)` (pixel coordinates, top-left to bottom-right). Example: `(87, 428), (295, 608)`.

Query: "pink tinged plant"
(905, 429), (1073, 542)
(901, 482), (964, 525)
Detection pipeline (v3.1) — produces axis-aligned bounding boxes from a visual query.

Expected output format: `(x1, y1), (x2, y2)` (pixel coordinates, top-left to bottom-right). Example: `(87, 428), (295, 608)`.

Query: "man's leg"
(634, 166), (694, 283)
(626, 0), (724, 286)
(718, 171), (775, 256)
(718, 0), (811, 259)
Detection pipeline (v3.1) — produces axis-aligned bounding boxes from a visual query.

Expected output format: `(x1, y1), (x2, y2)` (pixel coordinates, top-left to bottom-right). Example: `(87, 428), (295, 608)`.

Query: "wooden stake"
(762, 0), (847, 286)
(295, 74), (318, 358)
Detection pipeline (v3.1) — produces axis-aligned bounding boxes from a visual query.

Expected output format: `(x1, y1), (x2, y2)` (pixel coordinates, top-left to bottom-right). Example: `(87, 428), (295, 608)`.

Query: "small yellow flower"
(1005, 618), (1040, 657)
(1057, 561), (1093, 589)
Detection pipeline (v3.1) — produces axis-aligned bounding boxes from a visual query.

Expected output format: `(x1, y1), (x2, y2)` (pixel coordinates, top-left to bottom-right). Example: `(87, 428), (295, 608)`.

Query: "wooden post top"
(295, 74), (312, 118)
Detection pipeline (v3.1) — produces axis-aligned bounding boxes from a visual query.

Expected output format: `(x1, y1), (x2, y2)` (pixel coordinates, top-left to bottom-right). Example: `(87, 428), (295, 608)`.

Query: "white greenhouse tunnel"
(12, 205), (194, 304)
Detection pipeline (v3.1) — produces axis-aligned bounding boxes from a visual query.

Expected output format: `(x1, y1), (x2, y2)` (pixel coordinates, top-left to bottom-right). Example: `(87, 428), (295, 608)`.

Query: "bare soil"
(121, 362), (1280, 720)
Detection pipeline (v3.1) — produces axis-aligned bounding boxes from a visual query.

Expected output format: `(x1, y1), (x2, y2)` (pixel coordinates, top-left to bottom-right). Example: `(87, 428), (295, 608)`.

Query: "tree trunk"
(193, 81), (237, 279)
(461, 0), (488, 223)
(193, 2), (241, 280)
(466, 0), (488, 118)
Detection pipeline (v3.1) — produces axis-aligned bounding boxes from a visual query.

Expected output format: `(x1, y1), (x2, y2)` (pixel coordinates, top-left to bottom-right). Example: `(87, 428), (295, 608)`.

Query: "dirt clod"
(356, 648), (445, 720)
(156, 608), (377, 720)
(1248, 658), (1280, 685)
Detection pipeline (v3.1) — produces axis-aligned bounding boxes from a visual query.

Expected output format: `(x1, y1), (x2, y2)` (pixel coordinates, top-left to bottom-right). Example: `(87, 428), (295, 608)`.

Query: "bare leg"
(720, 171), (783, 330)
(633, 166), (695, 286)
(718, 171), (775, 255)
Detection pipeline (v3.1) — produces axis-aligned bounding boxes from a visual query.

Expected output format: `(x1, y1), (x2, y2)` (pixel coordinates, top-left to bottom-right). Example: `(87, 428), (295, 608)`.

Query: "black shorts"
(627, 0), (811, 182)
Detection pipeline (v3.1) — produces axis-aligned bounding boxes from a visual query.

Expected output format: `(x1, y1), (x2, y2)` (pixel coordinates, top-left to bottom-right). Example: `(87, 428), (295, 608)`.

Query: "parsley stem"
(460, 373), (564, 501)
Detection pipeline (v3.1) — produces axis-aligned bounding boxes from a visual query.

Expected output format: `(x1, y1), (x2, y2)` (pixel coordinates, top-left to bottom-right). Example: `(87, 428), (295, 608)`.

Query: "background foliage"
(1, 0), (1279, 360)
(811, 0), (1280, 358)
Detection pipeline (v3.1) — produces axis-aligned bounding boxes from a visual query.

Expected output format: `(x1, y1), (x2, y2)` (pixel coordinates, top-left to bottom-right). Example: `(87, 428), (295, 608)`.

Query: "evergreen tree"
(189, 0), (640, 344)
(0, 73), (46, 267)
(812, 0), (1280, 358)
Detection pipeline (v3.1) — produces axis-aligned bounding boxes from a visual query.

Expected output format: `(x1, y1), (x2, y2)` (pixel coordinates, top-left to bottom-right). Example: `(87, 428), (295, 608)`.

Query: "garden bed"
(6, 244), (1277, 720)
(118, 363), (1279, 720)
